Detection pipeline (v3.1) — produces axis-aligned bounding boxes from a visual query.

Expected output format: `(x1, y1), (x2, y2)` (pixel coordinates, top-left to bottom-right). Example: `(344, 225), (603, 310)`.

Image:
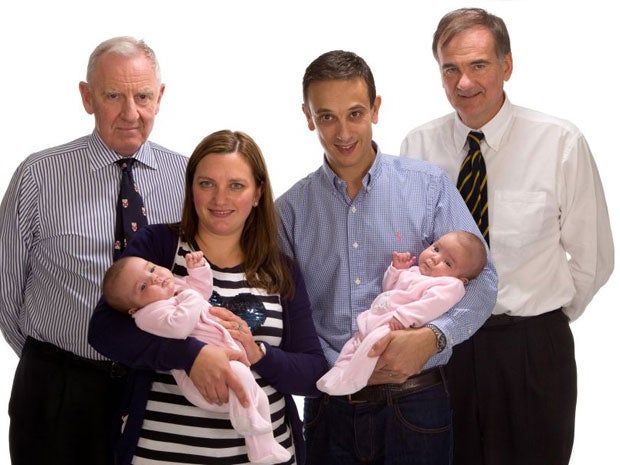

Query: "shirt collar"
(320, 141), (382, 191)
(87, 130), (157, 171)
(452, 96), (514, 154)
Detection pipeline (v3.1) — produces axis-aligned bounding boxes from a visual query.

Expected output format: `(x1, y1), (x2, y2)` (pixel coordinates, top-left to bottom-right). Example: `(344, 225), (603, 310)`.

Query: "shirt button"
(351, 206), (357, 213)
(352, 242), (359, 248)
(354, 277), (361, 285)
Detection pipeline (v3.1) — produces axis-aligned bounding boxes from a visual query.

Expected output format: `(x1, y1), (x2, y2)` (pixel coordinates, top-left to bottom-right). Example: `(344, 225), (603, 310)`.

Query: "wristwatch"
(425, 324), (446, 353)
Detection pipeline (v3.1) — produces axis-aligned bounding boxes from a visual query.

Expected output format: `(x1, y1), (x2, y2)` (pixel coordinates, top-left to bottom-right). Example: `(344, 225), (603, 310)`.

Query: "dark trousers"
(446, 309), (576, 465)
(9, 337), (127, 465)
(304, 382), (452, 465)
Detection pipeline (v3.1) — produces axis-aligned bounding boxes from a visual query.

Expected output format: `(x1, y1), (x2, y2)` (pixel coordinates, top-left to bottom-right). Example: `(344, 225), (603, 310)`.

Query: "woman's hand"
(189, 344), (250, 406)
(209, 306), (265, 364)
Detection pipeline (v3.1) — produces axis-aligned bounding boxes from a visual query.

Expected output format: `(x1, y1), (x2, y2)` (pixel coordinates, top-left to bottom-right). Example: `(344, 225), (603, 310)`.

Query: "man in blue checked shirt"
(276, 50), (498, 465)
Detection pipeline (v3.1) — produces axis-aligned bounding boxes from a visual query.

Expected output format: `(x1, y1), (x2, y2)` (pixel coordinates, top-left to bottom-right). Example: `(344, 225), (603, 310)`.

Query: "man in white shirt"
(400, 8), (614, 465)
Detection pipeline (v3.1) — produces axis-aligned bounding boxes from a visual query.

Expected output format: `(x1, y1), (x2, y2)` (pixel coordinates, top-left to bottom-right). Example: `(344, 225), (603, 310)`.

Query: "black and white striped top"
(131, 240), (294, 465)
(0, 131), (187, 359)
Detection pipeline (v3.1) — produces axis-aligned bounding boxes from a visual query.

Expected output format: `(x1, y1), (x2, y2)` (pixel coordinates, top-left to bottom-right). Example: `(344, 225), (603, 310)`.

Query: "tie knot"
(468, 131), (484, 147)
(115, 157), (136, 172)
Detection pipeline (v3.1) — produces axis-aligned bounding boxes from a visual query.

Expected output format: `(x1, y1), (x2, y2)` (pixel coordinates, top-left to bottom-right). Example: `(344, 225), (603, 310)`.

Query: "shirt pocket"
(492, 190), (547, 249)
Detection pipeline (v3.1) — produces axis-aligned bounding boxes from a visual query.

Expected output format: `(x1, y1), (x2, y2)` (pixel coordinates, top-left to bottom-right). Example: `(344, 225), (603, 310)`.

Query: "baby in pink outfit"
(317, 230), (487, 395)
(103, 251), (290, 464)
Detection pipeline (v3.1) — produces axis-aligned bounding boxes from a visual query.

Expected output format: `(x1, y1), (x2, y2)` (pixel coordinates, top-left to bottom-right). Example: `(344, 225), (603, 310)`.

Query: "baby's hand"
(185, 251), (205, 269)
(392, 251), (416, 270)
(389, 317), (406, 331)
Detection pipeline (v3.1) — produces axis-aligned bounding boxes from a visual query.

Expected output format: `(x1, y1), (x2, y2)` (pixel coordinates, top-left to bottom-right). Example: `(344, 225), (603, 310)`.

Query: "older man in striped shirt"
(0, 36), (187, 465)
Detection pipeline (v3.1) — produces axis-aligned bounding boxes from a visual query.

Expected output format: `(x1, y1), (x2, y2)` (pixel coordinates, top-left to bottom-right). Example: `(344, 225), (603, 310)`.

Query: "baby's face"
(119, 257), (176, 309)
(418, 233), (469, 280)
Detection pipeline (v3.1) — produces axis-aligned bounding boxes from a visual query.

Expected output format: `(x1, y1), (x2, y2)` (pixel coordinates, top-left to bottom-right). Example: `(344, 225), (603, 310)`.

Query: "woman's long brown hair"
(179, 129), (294, 299)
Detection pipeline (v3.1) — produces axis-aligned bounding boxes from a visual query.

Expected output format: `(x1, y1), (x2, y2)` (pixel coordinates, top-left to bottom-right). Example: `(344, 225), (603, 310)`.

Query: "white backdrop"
(1, 1), (617, 463)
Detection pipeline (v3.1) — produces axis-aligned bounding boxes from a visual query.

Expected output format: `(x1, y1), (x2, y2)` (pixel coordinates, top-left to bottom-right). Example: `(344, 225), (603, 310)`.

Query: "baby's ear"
(128, 308), (138, 315)
(461, 277), (469, 285)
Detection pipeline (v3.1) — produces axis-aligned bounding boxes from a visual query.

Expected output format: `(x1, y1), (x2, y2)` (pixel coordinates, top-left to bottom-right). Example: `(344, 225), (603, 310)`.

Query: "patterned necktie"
(114, 158), (147, 260)
(457, 131), (490, 245)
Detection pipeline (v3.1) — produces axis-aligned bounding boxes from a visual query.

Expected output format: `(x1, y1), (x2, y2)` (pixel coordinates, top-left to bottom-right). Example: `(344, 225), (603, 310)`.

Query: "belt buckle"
(346, 393), (367, 404)
(109, 361), (127, 378)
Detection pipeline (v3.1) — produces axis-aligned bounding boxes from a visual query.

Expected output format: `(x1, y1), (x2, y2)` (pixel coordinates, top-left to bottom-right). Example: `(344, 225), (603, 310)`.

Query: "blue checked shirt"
(276, 146), (497, 368)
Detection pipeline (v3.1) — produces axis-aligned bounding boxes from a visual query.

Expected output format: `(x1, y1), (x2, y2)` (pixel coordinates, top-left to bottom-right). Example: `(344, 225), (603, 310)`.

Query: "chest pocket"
(492, 190), (547, 249)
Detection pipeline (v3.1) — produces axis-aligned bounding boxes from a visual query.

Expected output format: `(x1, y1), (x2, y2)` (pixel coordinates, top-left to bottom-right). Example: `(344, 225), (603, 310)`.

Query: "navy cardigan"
(88, 224), (328, 465)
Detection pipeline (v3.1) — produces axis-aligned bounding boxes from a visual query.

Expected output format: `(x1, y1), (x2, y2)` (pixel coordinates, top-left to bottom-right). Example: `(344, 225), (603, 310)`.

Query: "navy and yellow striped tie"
(457, 131), (489, 245)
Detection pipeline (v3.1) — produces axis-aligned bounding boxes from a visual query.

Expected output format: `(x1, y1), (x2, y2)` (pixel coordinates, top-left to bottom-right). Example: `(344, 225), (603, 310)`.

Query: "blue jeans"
(304, 384), (452, 465)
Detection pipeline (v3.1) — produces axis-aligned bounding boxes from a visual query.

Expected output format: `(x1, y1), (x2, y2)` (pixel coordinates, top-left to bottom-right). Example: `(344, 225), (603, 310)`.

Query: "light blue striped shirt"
(0, 131), (187, 359)
(276, 146), (497, 368)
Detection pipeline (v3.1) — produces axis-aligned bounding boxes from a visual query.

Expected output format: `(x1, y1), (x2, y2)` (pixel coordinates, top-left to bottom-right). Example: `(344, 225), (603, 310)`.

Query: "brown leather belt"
(336, 366), (445, 404)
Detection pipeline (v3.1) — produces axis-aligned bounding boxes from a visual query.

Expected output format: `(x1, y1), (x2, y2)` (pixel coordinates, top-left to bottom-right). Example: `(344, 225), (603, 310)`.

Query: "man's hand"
(189, 344), (250, 407)
(367, 326), (437, 384)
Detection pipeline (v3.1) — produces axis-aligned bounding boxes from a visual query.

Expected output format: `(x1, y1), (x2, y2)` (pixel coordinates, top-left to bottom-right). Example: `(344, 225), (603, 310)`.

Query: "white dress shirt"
(401, 97), (613, 320)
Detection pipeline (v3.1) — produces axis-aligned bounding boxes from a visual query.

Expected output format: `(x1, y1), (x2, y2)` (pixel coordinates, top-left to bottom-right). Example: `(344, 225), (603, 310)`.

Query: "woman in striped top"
(89, 130), (328, 465)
